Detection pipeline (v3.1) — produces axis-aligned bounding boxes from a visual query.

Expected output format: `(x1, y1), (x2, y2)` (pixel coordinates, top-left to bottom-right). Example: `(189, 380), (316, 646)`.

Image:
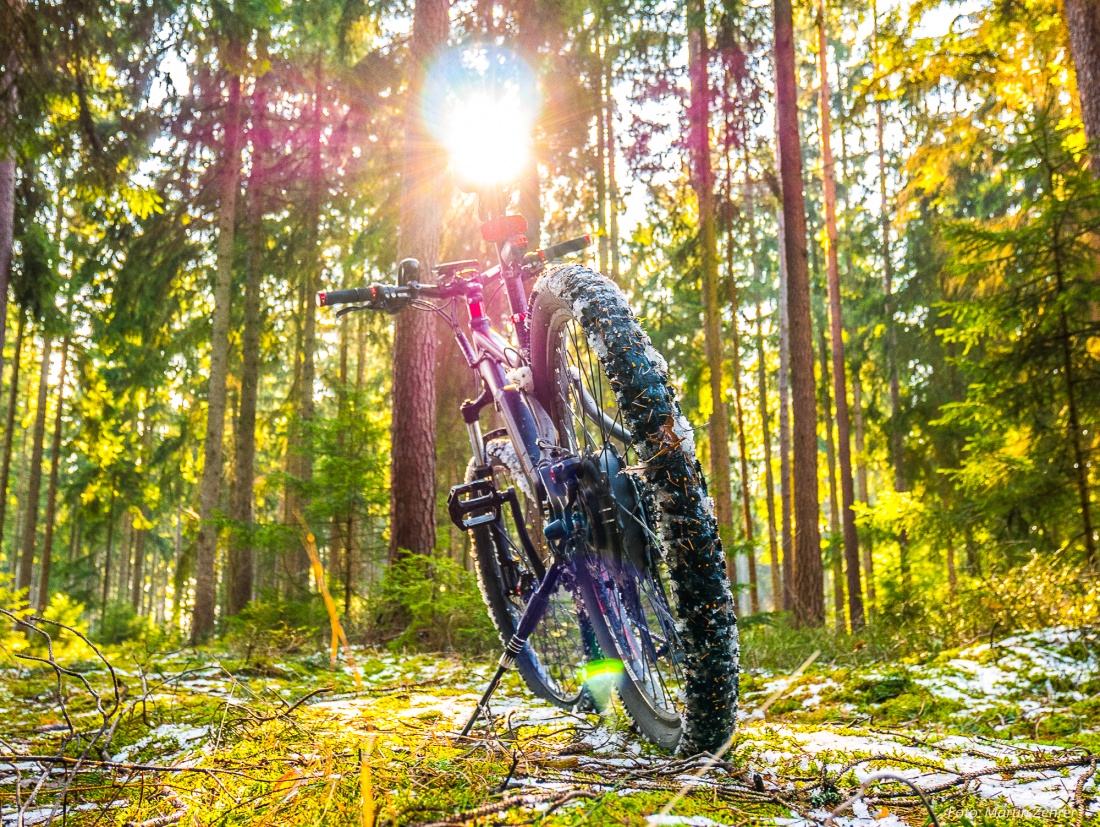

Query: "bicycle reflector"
(481, 214), (528, 244)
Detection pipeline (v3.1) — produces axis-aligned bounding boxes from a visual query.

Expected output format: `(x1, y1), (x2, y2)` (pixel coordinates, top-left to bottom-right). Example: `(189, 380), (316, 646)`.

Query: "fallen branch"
(124, 787), (187, 827)
(825, 771), (941, 827)
(410, 788), (599, 826)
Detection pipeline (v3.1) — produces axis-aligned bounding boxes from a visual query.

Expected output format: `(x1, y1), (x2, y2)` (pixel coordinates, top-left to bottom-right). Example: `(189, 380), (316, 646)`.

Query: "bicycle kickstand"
(459, 562), (564, 737)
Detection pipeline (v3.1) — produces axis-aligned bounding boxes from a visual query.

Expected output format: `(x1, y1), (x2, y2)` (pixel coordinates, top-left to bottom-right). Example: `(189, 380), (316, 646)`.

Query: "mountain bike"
(317, 212), (739, 753)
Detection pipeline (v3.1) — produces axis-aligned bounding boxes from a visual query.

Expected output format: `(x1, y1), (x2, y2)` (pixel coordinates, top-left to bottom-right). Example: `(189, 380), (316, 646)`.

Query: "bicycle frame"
(448, 247), (569, 513)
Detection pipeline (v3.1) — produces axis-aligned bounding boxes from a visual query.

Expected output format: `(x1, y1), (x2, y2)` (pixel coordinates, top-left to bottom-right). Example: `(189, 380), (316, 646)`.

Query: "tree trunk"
(10, 419), (28, 570)
(774, 0), (825, 626)
(817, 2), (863, 629)
(1047, 158), (1097, 564)
(755, 304), (781, 610)
(16, 335), (50, 600)
(852, 371), (874, 612)
(687, 0), (735, 579)
(118, 510), (132, 608)
(192, 53), (244, 643)
(36, 332), (69, 614)
(1064, 0), (1100, 169)
(389, 0), (449, 561)
(947, 545), (957, 597)
(131, 410), (153, 612)
(333, 317), (349, 593)
(284, 55), (326, 586)
(729, 171), (758, 614)
(818, 327), (845, 633)
(516, 0), (542, 246)
(605, 47), (620, 285)
(0, 45), (18, 388)
(776, 206), (794, 612)
(595, 29), (609, 276)
(100, 486), (116, 621)
(0, 312), (24, 555)
(227, 70), (270, 617)
(872, 0), (909, 583)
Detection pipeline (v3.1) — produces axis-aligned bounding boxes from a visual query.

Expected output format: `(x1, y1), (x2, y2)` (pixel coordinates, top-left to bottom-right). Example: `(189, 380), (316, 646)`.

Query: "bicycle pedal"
(448, 479), (504, 530)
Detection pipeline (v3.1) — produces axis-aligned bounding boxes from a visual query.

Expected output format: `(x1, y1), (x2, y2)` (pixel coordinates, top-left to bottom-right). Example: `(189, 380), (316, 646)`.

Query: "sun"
(423, 45), (539, 187)
(442, 89), (534, 186)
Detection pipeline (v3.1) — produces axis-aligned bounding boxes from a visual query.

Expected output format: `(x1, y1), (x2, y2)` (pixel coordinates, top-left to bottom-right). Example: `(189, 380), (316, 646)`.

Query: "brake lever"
(335, 304), (369, 319)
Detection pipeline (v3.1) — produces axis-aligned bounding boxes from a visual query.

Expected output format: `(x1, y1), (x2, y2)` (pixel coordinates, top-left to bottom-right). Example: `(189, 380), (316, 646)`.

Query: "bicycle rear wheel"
(528, 265), (739, 753)
(468, 438), (590, 709)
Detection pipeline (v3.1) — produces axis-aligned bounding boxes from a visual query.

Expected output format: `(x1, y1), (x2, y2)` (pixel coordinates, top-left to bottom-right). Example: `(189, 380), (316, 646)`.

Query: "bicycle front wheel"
(528, 265), (740, 754)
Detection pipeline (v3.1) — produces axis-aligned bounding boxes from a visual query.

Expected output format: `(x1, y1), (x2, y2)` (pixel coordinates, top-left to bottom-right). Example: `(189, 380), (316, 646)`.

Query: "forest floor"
(1, 622), (1099, 826)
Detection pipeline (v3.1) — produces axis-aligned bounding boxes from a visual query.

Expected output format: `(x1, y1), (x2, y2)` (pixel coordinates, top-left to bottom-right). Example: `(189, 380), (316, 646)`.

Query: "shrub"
(96, 600), (148, 645)
(364, 554), (497, 654)
(223, 598), (321, 668)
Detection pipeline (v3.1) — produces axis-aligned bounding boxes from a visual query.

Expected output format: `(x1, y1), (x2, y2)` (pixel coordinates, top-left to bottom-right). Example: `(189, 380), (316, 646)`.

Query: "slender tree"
(776, 204), (794, 612)
(294, 54), (325, 581)
(851, 371), (874, 611)
(516, 0), (542, 246)
(227, 67), (270, 616)
(192, 39), (245, 642)
(16, 334), (51, 599)
(816, 0), (863, 628)
(728, 173), (758, 613)
(130, 410), (153, 611)
(36, 331), (69, 614)
(818, 326), (844, 632)
(755, 302), (781, 609)
(0, 33), (18, 386)
(0, 312), (24, 558)
(871, 0), (909, 582)
(389, 0), (450, 561)
(687, 0), (736, 571)
(774, 0), (824, 625)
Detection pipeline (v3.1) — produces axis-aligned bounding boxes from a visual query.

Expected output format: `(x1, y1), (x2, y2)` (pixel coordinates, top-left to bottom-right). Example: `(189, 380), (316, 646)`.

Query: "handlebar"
(316, 283), (426, 310)
(316, 287), (374, 307)
(541, 234), (591, 262)
(316, 234), (592, 312)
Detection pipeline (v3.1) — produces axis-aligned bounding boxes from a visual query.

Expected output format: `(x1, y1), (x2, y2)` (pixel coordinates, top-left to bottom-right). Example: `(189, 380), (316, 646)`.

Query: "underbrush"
(360, 554), (497, 654)
(743, 549), (1100, 675)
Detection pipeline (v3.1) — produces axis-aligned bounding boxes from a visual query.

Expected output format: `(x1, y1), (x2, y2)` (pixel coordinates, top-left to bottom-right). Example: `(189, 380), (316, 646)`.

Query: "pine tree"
(389, 0), (450, 561)
(773, 0), (825, 626)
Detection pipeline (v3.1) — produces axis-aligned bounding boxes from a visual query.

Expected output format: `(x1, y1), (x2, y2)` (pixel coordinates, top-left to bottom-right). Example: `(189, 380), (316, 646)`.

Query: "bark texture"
(774, 0), (825, 626)
(389, 0), (449, 561)
(1065, 0), (1100, 169)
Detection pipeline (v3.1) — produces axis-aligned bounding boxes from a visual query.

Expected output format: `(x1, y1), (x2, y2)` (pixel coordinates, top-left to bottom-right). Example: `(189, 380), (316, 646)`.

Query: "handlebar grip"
(317, 287), (373, 307)
(541, 234), (591, 262)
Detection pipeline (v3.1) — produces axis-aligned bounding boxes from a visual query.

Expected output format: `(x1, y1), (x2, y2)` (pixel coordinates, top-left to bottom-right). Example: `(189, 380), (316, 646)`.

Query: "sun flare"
(423, 45), (539, 187)
(442, 90), (533, 186)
